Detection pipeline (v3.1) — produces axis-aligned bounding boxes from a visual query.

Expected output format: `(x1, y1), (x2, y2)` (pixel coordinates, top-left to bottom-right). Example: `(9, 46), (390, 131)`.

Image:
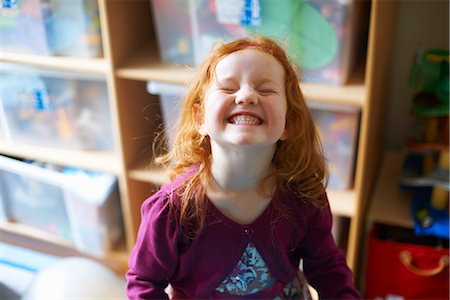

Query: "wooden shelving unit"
(0, 0), (398, 277)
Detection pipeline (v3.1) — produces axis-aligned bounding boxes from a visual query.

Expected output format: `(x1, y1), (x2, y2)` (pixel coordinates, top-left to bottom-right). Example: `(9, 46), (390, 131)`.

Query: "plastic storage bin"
(0, 157), (72, 241)
(147, 81), (359, 189)
(146, 81), (186, 147)
(310, 102), (359, 190)
(150, 0), (363, 84)
(62, 167), (124, 256)
(0, 0), (103, 57)
(0, 155), (124, 256)
(0, 63), (114, 151)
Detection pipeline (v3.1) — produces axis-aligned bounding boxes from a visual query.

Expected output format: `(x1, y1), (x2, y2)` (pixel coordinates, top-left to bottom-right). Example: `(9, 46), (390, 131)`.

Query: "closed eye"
(219, 87), (237, 93)
(258, 88), (278, 95)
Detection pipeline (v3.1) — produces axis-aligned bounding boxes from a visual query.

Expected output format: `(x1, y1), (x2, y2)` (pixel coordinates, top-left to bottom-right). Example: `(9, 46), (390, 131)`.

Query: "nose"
(235, 86), (258, 105)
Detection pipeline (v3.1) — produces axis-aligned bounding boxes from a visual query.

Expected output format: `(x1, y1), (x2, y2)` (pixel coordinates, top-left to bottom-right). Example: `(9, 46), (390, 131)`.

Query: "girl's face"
(199, 49), (288, 149)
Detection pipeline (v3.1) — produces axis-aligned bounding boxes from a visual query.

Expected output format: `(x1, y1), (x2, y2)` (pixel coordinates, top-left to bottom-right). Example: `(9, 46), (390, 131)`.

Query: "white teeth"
(229, 115), (261, 125)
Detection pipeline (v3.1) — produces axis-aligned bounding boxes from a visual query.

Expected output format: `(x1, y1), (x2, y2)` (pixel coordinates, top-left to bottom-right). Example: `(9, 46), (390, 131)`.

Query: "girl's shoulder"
(141, 166), (197, 214)
(275, 188), (329, 219)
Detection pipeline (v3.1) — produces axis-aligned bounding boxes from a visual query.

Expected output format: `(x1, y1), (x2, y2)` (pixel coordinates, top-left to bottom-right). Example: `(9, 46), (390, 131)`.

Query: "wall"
(385, 0), (449, 149)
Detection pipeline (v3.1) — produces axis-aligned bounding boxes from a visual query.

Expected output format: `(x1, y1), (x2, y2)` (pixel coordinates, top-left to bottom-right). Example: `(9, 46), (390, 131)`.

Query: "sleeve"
(300, 193), (361, 299)
(126, 190), (180, 300)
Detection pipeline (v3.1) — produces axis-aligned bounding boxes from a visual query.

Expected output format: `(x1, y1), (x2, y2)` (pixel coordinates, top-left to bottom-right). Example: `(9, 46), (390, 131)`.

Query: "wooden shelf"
(116, 46), (196, 84)
(328, 189), (357, 217)
(0, 143), (122, 175)
(0, 221), (128, 275)
(128, 162), (356, 217)
(128, 163), (170, 186)
(369, 151), (414, 228)
(1, 221), (75, 249)
(1, 51), (108, 74)
(0, 0), (398, 283)
(116, 46), (366, 108)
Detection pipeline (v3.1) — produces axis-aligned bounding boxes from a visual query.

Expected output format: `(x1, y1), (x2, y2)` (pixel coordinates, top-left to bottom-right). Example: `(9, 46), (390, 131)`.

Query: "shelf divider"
(116, 47), (366, 108)
(1, 51), (108, 74)
(128, 162), (356, 217)
(0, 143), (121, 175)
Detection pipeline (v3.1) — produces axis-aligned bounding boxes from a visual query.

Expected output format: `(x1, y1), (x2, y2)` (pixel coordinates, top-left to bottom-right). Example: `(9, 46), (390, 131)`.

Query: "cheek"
(199, 102), (222, 134)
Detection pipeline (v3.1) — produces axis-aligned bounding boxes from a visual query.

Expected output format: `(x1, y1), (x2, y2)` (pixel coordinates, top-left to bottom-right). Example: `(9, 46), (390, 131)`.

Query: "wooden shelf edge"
(128, 162), (356, 217)
(368, 150), (414, 228)
(1, 51), (108, 75)
(328, 189), (357, 218)
(0, 221), (129, 275)
(0, 142), (122, 175)
(128, 163), (170, 186)
(116, 48), (366, 107)
(1, 221), (74, 248)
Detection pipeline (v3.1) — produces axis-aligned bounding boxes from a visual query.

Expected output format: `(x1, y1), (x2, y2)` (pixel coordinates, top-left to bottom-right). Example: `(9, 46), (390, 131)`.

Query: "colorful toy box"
(150, 0), (364, 84)
(147, 81), (360, 190)
(0, 155), (124, 256)
(0, 0), (103, 57)
(0, 63), (114, 151)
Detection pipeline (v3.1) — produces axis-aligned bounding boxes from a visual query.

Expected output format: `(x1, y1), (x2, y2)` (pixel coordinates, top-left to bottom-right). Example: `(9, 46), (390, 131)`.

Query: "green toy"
(409, 48), (449, 117)
(244, 0), (338, 70)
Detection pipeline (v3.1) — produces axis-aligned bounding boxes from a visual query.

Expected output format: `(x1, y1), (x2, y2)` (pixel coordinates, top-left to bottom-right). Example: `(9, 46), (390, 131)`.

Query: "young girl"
(126, 36), (361, 299)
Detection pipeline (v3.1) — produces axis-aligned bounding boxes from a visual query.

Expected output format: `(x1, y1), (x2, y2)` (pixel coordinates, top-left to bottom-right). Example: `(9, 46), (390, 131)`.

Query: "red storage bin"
(365, 225), (449, 299)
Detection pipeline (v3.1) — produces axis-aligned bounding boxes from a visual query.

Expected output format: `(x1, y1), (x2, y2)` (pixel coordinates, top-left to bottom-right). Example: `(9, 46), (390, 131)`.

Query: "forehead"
(214, 49), (285, 81)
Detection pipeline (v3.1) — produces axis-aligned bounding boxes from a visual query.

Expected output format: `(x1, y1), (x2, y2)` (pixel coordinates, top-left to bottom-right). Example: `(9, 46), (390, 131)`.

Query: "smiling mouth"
(228, 114), (262, 125)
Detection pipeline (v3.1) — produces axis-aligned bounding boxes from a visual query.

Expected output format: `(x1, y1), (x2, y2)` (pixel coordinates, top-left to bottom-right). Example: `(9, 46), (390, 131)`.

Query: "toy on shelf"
(400, 47), (449, 239)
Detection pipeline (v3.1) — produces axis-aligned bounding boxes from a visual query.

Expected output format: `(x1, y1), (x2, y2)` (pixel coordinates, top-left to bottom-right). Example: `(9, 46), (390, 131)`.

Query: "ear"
(279, 122), (289, 141)
(280, 128), (289, 141)
(197, 123), (208, 136)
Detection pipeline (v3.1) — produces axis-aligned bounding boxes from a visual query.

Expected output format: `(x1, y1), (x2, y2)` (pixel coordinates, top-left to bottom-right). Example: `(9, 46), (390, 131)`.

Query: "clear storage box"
(0, 0), (103, 57)
(150, 0), (363, 84)
(146, 81), (186, 147)
(0, 155), (124, 256)
(309, 102), (360, 190)
(147, 81), (360, 189)
(0, 157), (72, 241)
(0, 63), (114, 151)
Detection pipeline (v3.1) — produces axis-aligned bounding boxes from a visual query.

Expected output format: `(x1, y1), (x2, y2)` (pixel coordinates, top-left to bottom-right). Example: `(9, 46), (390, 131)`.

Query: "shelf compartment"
(116, 47), (366, 107)
(0, 143), (121, 175)
(128, 163), (356, 218)
(1, 63), (115, 152)
(1, 51), (108, 75)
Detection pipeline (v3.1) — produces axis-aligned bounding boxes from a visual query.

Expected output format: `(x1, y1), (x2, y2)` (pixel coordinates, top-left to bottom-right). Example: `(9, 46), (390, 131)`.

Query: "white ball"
(23, 257), (126, 299)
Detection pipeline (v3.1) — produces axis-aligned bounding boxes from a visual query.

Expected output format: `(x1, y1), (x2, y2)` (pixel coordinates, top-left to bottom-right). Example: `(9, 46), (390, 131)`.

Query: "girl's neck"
(209, 142), (276, 192)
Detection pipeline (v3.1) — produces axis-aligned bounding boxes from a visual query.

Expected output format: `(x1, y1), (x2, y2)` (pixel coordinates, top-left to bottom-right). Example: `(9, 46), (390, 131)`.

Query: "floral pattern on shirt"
(216, 242), (276, 295)
(275, 271), (312, 300)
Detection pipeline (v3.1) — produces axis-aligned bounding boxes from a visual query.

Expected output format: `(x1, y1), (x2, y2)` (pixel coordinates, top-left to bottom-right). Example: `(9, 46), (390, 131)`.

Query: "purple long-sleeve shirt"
(126, 169), (361, 299)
